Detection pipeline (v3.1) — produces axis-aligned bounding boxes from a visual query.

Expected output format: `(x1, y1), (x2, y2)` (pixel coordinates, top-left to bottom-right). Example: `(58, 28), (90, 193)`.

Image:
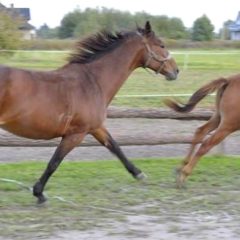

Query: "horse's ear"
(144, 21), (152, 35)
(137, 21), (152, 36)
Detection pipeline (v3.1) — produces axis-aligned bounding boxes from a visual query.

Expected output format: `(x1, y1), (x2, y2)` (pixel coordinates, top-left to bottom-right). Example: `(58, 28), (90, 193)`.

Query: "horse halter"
(143, 42), (172, 74)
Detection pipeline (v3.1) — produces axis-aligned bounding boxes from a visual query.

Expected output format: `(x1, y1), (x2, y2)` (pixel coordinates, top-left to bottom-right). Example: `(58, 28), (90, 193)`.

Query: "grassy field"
(0, 156), (240, 238)
(0, 50), (240, 107)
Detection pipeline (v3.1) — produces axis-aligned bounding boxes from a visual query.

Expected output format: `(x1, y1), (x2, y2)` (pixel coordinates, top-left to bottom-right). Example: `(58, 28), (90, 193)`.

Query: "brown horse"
(0, 22), (178, 203)
(165, 74), (240, 187)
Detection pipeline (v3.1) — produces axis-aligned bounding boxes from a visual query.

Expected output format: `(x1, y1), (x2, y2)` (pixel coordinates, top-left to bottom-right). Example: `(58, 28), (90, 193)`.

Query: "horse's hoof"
(176, 180), (187, 189)
(135, 172), (147, 181)
(176, 174), (187, 189)
(174, 167), (181, 177)
(37, 194), (47, 205)
(174, 168), (183, 188)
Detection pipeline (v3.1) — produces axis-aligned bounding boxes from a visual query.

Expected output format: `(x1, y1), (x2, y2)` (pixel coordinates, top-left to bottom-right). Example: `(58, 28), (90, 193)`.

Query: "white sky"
(0, 0), (239, 31)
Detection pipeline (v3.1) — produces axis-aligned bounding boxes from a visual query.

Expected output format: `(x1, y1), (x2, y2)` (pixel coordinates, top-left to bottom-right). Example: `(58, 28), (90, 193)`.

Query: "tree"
(168, 18), (188, 39)
(0, 11), (22, 49)
(58, 10), (82, 38)
(37, 24), (58, 39)
(149, 16), (188, 39)
(220, 20), (233, 40)
(58, 7), (188, 40)
(191, 15), (214, 41)
(73, 8), (102, 37)
(152, 15), (170, 37)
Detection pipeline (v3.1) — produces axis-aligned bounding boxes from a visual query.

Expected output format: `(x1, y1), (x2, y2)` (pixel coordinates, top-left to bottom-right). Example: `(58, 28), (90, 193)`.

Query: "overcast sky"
(1, 0), (239, 31)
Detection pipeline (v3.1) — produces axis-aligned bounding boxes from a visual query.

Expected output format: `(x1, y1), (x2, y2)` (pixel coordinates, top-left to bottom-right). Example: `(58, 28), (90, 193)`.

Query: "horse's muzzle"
(165, 69), (179, 81)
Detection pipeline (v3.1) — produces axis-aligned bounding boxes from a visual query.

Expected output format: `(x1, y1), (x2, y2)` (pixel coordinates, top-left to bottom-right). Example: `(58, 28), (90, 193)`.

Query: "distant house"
(0, 3), (35, 39)
(228, 12), (240, 40)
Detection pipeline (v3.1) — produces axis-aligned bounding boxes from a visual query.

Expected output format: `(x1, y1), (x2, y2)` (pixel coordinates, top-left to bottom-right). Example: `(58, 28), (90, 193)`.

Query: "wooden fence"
(108, 106), (213, 120)
(0, 107), (213, 147)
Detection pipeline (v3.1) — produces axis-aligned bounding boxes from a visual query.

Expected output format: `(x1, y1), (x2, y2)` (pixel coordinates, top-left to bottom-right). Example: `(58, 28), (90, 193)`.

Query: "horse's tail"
(164, 77), (228, 113)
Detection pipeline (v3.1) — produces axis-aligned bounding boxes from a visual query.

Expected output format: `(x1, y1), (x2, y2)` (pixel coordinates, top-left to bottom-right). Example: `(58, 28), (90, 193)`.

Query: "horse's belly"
(0, 113), (92, 140)
(0, 121), (62, 140)
(0, 103), (106, 140)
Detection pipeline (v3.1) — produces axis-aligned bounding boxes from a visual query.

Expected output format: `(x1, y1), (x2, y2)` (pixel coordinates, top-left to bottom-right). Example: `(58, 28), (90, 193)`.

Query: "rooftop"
(228, 11), (240, 32)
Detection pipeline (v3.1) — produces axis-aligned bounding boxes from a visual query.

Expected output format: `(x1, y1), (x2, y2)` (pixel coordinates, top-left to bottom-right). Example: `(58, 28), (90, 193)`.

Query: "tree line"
(0, 7), (232, 49)
(37, 8), (215, 41)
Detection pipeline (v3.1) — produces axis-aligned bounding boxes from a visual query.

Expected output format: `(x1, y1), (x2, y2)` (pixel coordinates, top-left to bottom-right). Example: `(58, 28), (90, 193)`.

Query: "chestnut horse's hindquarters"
(164, 75), (240, 187)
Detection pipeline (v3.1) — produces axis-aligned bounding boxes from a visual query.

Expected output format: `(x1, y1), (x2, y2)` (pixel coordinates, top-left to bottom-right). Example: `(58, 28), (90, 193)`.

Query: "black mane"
(68, 29), (137, 64)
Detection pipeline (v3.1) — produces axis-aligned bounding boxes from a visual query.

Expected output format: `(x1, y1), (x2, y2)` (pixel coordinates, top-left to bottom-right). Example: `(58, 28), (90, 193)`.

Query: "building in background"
(228, 12), (240, 40)
(0, 3), (35, 39)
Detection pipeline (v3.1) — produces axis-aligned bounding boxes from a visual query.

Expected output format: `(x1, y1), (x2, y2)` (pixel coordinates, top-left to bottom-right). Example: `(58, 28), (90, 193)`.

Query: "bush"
(0, 11), (22, 49)
(20, 39), (75, 50)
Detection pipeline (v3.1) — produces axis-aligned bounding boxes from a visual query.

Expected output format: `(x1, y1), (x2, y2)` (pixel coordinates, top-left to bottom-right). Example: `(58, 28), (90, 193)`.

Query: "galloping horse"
(0, 22), (178, 203)
(165, 74), (240, 187)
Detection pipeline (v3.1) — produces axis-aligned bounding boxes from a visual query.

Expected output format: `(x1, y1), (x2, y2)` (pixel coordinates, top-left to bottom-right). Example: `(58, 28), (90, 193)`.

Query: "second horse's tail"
(164, 78), (228, 113)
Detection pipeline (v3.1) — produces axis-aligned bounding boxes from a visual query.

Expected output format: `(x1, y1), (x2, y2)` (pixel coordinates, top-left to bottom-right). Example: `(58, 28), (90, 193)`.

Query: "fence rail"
(0, 107), (213, 147)
(107, 106), (213, 120)
(0, 131), (194, 147)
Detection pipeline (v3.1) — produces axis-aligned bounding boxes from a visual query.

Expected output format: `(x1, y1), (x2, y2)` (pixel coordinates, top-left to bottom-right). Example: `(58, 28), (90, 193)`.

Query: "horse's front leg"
(33, 133), (85, 204)
(91, 126), (146, 180)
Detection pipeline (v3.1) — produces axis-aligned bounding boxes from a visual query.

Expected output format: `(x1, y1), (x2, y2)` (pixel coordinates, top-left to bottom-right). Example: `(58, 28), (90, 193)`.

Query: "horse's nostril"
(176, 69), (180, 74)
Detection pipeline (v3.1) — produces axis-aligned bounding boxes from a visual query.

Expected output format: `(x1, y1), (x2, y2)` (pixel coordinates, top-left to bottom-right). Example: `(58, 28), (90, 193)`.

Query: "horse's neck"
(92, 40), (143, 105)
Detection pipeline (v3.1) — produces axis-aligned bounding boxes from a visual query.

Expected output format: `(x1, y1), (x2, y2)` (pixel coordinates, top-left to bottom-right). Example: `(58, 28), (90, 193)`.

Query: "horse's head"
(138, 21), (179, 81)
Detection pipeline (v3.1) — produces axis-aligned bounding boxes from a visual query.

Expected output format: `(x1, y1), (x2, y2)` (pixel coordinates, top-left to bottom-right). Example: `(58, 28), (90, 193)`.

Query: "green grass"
(0, 50), (240, 107)
(0, 156), (240, 238)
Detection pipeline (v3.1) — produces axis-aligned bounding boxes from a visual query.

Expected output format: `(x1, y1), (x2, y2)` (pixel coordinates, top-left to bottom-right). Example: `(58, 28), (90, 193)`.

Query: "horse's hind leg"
(91, 126), (145, 180)
(179, 114), (220, 170)
(177, 125), (232, 187)
(33, 133), (85, 204)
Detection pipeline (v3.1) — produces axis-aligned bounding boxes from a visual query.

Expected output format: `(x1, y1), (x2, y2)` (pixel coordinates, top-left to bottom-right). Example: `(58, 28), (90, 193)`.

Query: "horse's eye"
(160, 45), (165, 48)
